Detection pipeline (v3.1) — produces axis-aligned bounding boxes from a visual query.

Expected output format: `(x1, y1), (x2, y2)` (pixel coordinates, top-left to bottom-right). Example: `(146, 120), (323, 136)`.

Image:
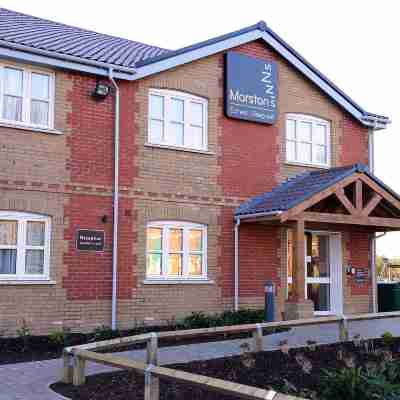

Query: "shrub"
(91, 325), (120, 342)
(48, 328), (71, 347)
(320, 361), (400, 400)
(181, 309), (265, 330)
(382, 331), (395, 348)
(16, 319), (31, 351)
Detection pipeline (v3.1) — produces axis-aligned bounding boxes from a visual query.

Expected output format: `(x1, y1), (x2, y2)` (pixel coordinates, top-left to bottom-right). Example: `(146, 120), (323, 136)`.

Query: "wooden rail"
(71, 349), (301, 399)
(62, 311), (400, 400)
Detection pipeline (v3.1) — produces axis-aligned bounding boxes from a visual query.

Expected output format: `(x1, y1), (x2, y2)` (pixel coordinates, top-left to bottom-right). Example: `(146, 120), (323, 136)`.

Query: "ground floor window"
(0, 211), (51, 280)
(146, 221), (207, 280)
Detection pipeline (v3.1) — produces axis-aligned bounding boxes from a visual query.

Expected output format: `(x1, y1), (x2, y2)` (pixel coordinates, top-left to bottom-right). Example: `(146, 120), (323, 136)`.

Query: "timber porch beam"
(297, 212), (400, 229)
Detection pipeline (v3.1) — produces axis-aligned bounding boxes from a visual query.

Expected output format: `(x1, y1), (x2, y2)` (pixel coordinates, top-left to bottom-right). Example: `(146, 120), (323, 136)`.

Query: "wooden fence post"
(145, 333), (159, 400)
(73, 354), (86, 386)
(62, 350), (73, 384)
(339, 316), (349, 342)
(252, 324), (263, 352)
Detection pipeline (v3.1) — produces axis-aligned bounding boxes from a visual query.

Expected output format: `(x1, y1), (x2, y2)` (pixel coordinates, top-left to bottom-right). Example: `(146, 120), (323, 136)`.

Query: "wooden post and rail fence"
(62, 311), (400, 400)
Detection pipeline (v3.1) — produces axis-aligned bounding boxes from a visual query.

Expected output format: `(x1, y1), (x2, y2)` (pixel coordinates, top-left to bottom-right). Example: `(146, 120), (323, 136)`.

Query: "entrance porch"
(235, 164), (400, 319)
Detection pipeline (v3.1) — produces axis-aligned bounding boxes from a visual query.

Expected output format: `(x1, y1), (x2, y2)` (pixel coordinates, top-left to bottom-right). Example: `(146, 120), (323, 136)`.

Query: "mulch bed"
(50, 338), (400, 400)
(0, 327), (284, 365)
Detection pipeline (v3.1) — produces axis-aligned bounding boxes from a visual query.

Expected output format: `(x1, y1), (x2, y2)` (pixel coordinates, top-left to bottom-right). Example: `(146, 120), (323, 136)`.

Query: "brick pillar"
(285, 219), (314, 320)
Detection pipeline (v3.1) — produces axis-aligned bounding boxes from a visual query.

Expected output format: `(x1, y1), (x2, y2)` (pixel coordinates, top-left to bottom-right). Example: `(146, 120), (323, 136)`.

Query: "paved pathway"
(1, 317), (400, 400)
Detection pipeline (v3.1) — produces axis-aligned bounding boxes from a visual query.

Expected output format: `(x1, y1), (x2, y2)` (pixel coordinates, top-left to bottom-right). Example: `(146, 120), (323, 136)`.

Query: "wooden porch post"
(292, 219), (306, 301)
(285, 218), (314, 320)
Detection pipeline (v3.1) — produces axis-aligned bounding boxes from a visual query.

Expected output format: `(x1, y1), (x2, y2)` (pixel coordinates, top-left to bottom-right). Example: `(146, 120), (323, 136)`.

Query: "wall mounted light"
(93, 82), (110, 99)
(101, 215), (108, 224)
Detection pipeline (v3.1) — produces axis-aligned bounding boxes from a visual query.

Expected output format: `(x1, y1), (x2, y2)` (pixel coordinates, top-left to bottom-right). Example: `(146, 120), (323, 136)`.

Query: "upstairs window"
(0, 65), (54, 128)
(286, 114), (330, 167)
(148, 89), (208, 151)
(146, 221), (207, 280)
(0, 212), (51, 280)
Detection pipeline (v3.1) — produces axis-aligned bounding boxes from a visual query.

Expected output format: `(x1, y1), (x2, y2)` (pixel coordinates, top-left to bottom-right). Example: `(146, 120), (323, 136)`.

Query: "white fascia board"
(259, 31), (364, 122)
(0, 46), (133, 79)
(131, 30), (263, 80)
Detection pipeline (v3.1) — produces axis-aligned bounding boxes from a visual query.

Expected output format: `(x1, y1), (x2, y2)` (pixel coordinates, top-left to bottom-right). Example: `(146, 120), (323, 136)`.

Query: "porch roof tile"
(235, 163), (400, 217)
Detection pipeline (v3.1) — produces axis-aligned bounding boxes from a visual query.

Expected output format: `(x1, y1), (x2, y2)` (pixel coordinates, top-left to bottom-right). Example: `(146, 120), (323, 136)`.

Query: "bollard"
(264, 281), (275, 322)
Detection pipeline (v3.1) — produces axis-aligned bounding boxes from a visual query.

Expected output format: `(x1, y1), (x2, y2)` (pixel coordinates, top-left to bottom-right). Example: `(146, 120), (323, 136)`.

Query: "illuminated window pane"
(147, 253), (161, 275)
(0, 221), (17, 245)
(147, 228), (162, 251)
(189, 229), (202, 251)
(169, 229), (182, 252)
(189, 255), (202, 276)
(168, 254), (182, 275)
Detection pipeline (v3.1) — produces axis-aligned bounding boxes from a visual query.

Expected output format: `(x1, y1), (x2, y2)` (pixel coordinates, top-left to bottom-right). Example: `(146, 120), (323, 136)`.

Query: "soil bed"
(0, 327), (283, 365)
(51, 338), (400, 400)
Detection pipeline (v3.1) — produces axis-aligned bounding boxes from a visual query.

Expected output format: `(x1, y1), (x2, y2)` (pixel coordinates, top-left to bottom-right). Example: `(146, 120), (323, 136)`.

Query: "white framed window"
(0, 212), (51, 280)
(148, 89), (208, 151)
(0, 64), (54, 129)
(286, 114), (330, 167)
(146, 221), (207, 280)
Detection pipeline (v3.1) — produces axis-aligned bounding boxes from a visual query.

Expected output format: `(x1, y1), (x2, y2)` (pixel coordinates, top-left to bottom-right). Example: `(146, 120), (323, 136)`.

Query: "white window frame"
(148, 88), (208, 151)
(0, 211), (51, 281)
(0, 63), (55, 129)
(285, 114), (331, 168)
(146, 221), (208, 281)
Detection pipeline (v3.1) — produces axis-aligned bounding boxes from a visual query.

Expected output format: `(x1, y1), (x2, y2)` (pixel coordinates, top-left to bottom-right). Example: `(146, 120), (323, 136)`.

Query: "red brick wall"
(347, 231), (371, 296)
(219, 41), (280, 198)
(63, 75), (137, 301)
(238, 224), (281, 297)
(219, 41), (281, 302)
(340, 115), (369, 166)
(66, 73), (114, 186)
(63, 194), (113, 300)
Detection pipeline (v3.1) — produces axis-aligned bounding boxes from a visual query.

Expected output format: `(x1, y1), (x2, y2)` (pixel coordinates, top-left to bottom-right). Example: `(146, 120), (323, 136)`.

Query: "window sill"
(143, 279), (214, 285)
(0, 279), (56, 285)
(285, 161), (330, 170)
(0, 121), (62, 135)
(144, 143), (215, 155)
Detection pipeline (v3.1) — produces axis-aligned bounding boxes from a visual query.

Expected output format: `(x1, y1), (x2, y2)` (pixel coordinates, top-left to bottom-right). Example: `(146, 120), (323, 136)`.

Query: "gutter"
(108, 69), (120, 330)
(0, 40), (136, 78)
(368, 115), (390, 313)
(234, 211), (282, 311)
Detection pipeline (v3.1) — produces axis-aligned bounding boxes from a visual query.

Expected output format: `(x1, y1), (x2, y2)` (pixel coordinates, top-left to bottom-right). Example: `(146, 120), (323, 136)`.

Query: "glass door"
(305, 233), (331, 314)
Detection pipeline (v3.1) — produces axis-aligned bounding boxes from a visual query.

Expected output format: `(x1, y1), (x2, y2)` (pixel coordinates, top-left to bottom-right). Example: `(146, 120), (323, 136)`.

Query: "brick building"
(0, 8), (397, 334)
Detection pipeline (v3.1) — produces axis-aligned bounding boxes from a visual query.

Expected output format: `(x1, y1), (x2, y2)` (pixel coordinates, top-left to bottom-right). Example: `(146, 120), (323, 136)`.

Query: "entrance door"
(305, 232), (343, 315)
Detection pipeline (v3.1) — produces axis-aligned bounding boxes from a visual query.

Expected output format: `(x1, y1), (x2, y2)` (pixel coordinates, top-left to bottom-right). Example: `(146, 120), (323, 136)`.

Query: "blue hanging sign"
(225, 51), (278, 124)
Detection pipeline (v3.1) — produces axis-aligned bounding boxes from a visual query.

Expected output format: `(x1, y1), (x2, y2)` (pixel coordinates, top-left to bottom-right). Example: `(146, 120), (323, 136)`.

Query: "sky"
(2, 0), (399, 256)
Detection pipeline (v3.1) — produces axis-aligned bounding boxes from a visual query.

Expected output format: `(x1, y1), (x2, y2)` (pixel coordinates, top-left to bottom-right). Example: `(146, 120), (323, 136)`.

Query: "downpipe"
(234, 218), (240, 311)
(109, 69), (120, 330)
